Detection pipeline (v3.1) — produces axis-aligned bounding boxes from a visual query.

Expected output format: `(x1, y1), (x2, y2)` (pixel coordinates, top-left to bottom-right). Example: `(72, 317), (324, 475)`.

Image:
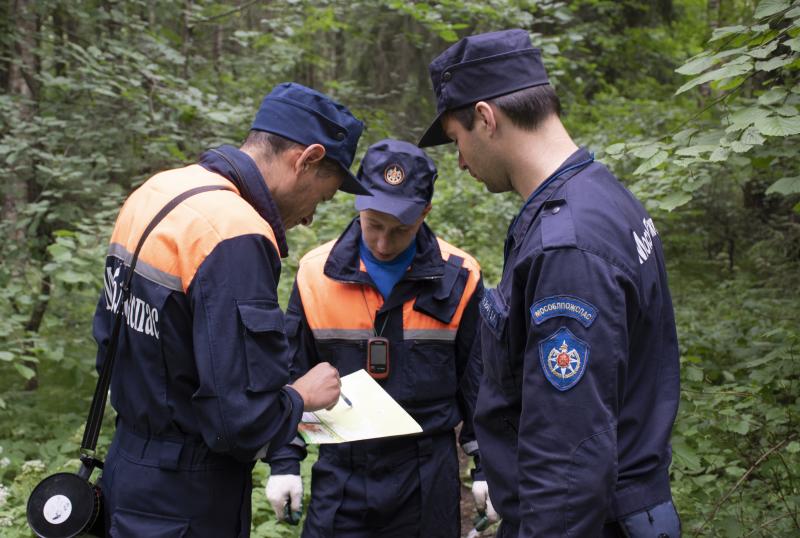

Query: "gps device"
(366, 337), (389, 379)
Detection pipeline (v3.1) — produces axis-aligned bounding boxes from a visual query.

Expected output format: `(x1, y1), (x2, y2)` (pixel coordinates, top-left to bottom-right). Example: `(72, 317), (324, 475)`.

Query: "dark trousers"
(100, 423), (253, 537)
(302, 432), (461, 538)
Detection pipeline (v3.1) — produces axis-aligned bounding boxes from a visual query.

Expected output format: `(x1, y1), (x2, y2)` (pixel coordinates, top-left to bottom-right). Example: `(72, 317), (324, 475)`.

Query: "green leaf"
(754, 0), (791, 19)
(686, 365), (704, 381)
(747, 40), (778, 59)
(788, 6), (800, 18)
(730, 140), (752, 153)
(728, 420), (751, 435)
(758, 88), (788, 105)
(660, 192), (693, 212)
(47, 243), (72, 263)
(756, 55), (795, 71)
(675, 144), (717, 157)
(676, 62), (753, 94)
(673, 128), (697, 143)
(0, 397), (5, 409)
(755, 114), (800, 136)
(725, 464), (747, 476)
(741, 126), (766, 146)
(786, 441), (800, 453)
(605, 143), (626, 156)
(0, 351), (14, 361)
(58, 271), (89, 284)
(676, 54), (716, 75)
(709, 147), (730, 162)
(776, 104), (799, 116)
(766, 176), (800, 195)
(710, 25), (747, 41)
(14, 363), (36, 380)
(630, 145), (660, 159)
(634, 150), (668, 175)
(785, 36), (800, 52)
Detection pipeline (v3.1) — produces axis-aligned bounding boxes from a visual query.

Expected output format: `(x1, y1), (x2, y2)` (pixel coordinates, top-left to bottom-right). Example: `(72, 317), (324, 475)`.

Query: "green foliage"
(1, 1), (799, 536)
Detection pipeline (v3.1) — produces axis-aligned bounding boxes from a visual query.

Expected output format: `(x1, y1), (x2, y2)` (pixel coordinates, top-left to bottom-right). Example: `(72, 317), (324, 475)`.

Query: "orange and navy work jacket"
(269, 218), (484, 475)
(92, 146), (303, 463)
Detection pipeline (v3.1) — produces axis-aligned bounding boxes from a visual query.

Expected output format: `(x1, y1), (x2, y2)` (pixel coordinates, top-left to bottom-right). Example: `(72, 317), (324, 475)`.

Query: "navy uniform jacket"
(92, 146), (303, 535)
(474, 148), (680, 536)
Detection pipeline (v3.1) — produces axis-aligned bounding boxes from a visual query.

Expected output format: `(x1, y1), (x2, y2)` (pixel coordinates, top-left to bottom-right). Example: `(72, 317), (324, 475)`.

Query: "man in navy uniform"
(264, 139), (491, 537)
(419, 29), (682, 537)
(93, 83), (368, 536)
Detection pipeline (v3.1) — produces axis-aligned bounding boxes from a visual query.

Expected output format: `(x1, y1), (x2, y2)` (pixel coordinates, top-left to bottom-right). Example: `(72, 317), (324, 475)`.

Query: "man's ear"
(474, 101), (497, 136)
(420, 203), (433, 220)
(294, 143), (327, 174)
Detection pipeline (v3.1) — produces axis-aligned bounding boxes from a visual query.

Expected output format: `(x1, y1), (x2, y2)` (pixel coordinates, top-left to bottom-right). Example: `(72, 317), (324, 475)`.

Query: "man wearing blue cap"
(265, 139), (488, 537)
(93, 82), (368, 536)
(420, 30), (681, 537)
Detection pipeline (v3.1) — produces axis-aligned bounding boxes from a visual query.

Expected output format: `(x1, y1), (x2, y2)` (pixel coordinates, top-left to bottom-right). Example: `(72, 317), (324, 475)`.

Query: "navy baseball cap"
(251, 82), (369, 195)
(354, 139), (437, 225)
(419, 29), (550, 147)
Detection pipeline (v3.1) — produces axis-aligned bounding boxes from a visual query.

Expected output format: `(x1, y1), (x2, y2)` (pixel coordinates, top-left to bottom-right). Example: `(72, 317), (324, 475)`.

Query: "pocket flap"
(479, 288), (509, 339)
(236, 301), (284, 333)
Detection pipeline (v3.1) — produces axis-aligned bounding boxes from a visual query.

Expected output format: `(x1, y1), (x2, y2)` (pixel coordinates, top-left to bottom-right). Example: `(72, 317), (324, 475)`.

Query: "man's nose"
(458, 152), (468, 170)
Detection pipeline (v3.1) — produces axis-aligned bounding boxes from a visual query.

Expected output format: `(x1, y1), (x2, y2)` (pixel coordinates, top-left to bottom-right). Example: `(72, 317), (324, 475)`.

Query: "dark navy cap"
(251, 82), (369, 195)
(419, 29), (550, 147)
(354, 139), (437, 225)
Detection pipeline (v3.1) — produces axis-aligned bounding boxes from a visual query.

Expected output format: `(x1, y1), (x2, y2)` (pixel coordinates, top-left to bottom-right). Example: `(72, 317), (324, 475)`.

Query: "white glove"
(472, 480), (499, 522)
(265, 474), (303, 520)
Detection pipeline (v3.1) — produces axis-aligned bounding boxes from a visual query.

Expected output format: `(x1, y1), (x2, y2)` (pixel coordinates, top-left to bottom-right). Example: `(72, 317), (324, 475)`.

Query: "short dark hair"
(242, 130), (303, 157)
(242, 130), (342, 179)
(448, 84), (561, 131)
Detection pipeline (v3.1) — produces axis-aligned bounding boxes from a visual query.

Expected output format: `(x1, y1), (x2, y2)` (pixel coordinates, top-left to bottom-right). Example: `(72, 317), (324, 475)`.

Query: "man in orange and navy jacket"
(265, 139), (491, 537)
(92, 83), (370, 537)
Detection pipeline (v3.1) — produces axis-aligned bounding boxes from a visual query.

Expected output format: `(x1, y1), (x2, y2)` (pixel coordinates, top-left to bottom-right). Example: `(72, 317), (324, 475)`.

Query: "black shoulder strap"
(80, 184), (231, 453)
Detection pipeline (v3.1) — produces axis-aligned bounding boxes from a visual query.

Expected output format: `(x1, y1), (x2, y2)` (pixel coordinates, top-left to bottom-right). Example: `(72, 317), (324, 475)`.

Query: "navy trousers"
(100, 423), (253, 537)
(302, 432), (461, 538)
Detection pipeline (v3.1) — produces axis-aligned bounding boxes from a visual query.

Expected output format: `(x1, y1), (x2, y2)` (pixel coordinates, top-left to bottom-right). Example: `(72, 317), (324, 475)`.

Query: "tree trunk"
(9, 0), (47, 391)
(181, 0), (193, 80)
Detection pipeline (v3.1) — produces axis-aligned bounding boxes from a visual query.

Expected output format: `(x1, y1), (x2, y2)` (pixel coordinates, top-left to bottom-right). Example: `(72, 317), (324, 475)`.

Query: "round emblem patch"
(384, 164), (405, 185)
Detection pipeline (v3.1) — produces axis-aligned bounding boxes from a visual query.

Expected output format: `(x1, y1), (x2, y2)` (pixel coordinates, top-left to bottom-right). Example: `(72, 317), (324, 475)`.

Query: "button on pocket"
(236, 301), (288, 393)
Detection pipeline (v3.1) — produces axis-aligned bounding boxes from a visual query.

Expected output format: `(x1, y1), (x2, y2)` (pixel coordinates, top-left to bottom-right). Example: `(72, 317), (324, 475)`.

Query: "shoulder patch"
(538, 327), (589, 391)
(530, 295), (598, 327)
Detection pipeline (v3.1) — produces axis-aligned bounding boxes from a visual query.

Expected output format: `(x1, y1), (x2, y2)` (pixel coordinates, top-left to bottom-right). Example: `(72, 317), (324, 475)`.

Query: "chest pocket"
(314, 339), (365, 378)
(413, 255), (467, 324)
(479, 287), (517, 393)
(237, 300), (288, 393)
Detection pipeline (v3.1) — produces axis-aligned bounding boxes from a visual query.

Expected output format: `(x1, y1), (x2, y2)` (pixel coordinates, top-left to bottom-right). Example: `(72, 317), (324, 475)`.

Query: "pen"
(340, 392), (353, 407)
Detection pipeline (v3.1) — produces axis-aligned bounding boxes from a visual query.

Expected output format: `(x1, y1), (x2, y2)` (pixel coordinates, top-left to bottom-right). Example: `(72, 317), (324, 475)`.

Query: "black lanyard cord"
(80, 184), (231, 454)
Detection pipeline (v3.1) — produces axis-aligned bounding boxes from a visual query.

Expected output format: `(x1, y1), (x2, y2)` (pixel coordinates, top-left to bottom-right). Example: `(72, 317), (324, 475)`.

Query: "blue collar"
(359, 239), (417, 299)
(323, 218), (445, 285)
(198, 145), (289, 258)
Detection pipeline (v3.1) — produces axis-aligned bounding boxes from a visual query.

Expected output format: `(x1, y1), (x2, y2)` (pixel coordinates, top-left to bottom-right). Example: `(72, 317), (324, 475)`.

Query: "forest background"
(1, 0), (798, 536)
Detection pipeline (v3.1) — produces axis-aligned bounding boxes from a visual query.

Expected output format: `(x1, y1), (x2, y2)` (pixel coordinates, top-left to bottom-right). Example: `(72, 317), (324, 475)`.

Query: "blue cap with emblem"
(251, 82), (369, 195)
(354, 139), (437, 225)
(418, 29), (550, 148)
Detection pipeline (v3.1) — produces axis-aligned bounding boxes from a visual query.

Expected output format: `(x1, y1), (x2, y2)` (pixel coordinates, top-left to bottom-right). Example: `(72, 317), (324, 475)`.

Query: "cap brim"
(339, 166), (372, 195)
(355, 192), (427, 225)
(418, 112), (451, 148)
